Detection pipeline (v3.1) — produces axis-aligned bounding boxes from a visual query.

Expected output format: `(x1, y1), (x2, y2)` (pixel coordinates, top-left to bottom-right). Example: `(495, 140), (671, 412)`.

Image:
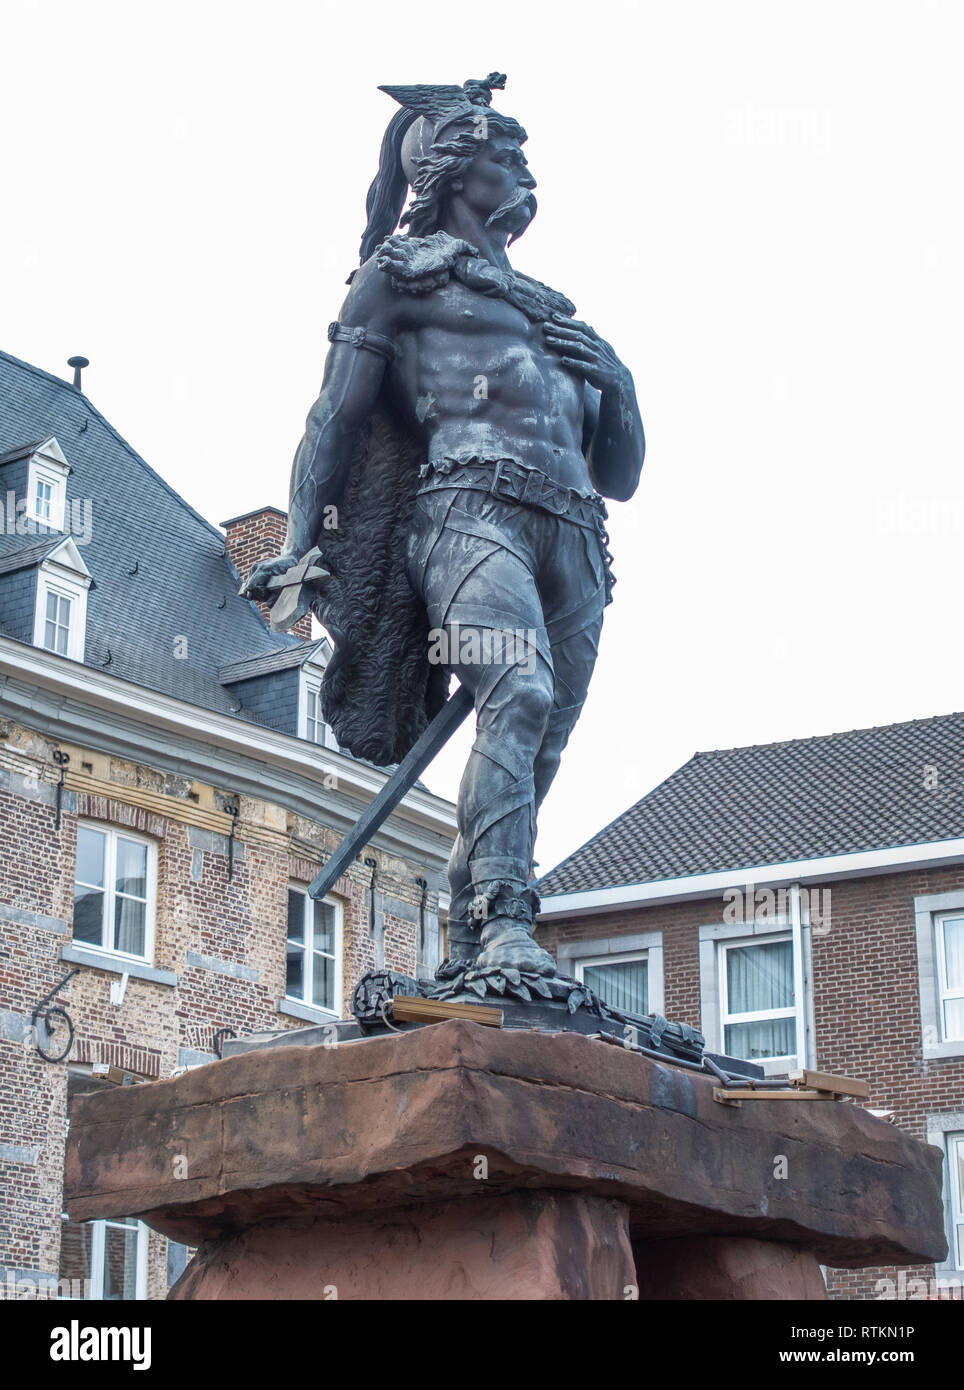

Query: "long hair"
(358, 107), (419, 263)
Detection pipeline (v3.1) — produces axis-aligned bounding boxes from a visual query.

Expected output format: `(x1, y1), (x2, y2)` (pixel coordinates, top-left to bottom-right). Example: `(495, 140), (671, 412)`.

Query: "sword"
(309, 682), (474, 900)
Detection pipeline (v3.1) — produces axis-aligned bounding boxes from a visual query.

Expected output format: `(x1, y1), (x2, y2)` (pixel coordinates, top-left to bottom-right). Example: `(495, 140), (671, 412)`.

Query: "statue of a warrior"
(242, 73), (644, 981)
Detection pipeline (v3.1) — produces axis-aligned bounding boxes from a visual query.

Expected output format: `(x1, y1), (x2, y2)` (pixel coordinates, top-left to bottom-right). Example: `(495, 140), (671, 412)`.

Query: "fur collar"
(373, 231), (576, 323)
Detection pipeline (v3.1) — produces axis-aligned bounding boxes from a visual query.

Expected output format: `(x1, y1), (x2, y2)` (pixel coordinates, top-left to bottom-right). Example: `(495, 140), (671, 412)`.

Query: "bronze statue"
(243, 74), (644, 991)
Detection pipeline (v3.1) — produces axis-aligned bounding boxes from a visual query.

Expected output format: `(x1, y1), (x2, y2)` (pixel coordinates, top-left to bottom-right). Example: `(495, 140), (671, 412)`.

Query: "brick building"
(535, 713), (964, 1299)
(0, 350), (456, 1299)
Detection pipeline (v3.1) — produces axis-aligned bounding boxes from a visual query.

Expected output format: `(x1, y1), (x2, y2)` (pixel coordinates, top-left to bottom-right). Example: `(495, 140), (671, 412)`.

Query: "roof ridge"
(0, 348), (227, 550)
(693, 710), (964, 760)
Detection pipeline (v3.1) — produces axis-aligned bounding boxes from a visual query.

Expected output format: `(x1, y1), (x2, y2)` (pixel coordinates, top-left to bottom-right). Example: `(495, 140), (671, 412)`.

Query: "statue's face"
(460, 134), (538, 240)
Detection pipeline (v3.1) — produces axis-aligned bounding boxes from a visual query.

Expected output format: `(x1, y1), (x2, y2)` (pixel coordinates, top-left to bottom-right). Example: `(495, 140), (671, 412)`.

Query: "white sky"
(4, 0), (963, 875)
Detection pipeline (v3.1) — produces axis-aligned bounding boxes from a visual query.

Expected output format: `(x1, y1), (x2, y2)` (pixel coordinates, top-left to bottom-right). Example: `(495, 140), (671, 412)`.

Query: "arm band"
(327, 321), (397, 362)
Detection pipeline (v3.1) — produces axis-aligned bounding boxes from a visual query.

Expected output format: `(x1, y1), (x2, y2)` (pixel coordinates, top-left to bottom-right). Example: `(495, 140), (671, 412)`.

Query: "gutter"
(538, 838), (964, 919)
(0, 635), (457, 859)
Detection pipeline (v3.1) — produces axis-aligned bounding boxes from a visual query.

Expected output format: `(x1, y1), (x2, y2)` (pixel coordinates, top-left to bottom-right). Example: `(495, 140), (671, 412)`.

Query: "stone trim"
(61, 943), (178, 988)
(178, 1047), (217, 1068)
(0, 1142), (38, 1165)
(276, 997), (340, 1026)
(914, 890), (964, 1060)
(185, 951), (258, 982)
(0, 1009), (34, 1044)
(0, 903), (67, 934)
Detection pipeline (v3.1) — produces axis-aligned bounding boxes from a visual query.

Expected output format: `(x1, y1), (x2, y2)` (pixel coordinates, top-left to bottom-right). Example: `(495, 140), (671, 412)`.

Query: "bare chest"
(393, 284), (583, 423)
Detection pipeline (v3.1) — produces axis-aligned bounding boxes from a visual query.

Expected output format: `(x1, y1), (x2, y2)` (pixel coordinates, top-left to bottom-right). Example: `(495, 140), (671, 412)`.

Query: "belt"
(417, 457), (609, 532)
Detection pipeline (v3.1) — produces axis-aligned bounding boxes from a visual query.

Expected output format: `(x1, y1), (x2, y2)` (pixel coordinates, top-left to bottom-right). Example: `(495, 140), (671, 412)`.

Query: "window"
(914, 892), (964, 1058)
(26, 453), (68, 532)
(300, 674), (336, 748)
(719, 935), (797, 1062)
(33, 544), (92, 663)
(936, 913), (964, 1042)
(73, 824), (156, 961)
(949, 1133), (964, 1272)
(43, 589), (72, 655)
(699, 895), (812, 1074)
(305, 683), (325, 745)
(59, 1070), (149, 1299)
(558, 932), (664, 1016)
(286, 887), (341, 1015)
(35, 476), (53, 523)
(576, 953), (649, 1015)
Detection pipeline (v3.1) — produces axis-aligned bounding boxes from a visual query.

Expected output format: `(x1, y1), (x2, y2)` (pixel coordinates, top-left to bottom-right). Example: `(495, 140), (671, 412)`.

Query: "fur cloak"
(313, 397), (449, 766)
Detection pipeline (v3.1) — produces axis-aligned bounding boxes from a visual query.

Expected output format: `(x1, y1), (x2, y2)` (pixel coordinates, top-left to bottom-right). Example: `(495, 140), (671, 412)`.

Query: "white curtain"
(583, 959), (648, 1015)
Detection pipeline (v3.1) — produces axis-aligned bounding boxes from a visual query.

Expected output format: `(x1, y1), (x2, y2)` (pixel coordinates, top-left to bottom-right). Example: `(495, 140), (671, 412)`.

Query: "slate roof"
(0, 438), (45, 466)
(0, 533), (68, 576)
(538, 712), (964, 896)
(220, 641), (327, 685)
(0, 349), (300, 716)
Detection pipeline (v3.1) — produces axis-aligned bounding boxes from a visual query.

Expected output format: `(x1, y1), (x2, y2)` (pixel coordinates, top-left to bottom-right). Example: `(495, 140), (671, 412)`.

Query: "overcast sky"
(4, 0), (962, 875)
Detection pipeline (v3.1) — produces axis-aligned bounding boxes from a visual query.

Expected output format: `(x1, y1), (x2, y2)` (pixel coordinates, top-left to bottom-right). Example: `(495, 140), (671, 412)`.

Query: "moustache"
(485, 187), (538, 243)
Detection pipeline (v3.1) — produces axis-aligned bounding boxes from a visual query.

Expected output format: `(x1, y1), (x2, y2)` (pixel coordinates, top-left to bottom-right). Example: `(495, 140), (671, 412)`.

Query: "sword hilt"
(255, 548), (331, 632)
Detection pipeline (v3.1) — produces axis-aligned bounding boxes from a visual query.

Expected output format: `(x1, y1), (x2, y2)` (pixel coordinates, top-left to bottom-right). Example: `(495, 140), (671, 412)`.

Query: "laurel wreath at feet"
(432, 958), (600, 1013)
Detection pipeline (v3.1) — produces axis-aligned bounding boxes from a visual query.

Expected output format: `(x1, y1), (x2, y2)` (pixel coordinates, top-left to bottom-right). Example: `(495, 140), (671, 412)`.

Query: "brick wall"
(537, 863), (964, 1300)
(222, 507), (312, 640)
(0, 717), (435, 1299)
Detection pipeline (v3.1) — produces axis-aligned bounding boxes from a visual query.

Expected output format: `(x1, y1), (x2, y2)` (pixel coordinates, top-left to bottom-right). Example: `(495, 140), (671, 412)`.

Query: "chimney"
(222, 506), (313, 640)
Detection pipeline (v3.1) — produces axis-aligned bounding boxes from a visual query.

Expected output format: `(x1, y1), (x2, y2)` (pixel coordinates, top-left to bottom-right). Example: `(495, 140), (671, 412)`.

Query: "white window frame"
(949, 1132), (964, 1273)
(298, 657), (337, 749)
(41, 586), (73, 656)
(556, 932), (664, 1015)
(26, 439), (69, 533)
(33, 541), (92, 663)
(699, 886), (813, 1075)
(926, 1113), (964, 1279)
(575, 951), (651, 1015)
(718, 931), (801, 1069)
(83, 1217), (149, 1301)
(285, 885), (342, 1019)
(914, 891), (964, 1059)
(935, 912), (964, 1045)
(72, 822), (158, 965)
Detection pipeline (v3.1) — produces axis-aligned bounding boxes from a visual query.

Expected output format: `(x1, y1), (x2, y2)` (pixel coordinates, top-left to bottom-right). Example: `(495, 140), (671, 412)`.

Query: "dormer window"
(32, 537), (93, 663)
(299, 651), (337, 749)
(43, 589), (73, 656)
(26, 438), (70, 533)
(35, 476), (54, 524)
(304, 679), (328, 746)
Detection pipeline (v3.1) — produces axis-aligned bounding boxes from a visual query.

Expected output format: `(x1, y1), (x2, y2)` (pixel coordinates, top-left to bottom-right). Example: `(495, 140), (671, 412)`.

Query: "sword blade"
(309, 682), (474, 900)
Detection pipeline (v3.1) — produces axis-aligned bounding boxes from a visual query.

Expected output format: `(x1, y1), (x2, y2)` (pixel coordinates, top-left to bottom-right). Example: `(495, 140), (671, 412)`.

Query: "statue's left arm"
(543, 314), (645, 502)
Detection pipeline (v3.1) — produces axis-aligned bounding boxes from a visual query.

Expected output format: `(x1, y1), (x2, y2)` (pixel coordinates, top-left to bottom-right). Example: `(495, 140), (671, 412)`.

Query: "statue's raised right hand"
(239, 552), (300, 603)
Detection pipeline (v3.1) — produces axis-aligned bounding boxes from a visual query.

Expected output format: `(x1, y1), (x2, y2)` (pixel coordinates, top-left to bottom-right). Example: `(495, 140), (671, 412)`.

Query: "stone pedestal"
(65, 1021), (947, 1300)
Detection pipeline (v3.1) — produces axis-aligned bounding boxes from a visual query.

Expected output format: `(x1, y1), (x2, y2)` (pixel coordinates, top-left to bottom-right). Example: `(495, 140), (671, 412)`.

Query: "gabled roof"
(220, 640), (329, 685)
(0, 532), (67, 576)
(0, 438), (45, 466)
(0, 349), (301, 716)
(538, 711), (964, 896)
